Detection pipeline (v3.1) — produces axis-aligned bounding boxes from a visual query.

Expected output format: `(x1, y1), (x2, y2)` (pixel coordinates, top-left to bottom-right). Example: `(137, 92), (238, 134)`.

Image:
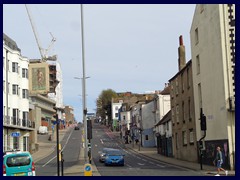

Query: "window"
(145, 135), (148, 140)
(175, 78), (179, 95)
(22, 68), (28, 78)
(172, 107), (175, 124)
(196, 55), (200, 74)
(182, 131), (187, 146)
(13, 137), (19, 149)
(115, 113), (118, 118)
(22, 111), (28, 126)
(181, 73), (184, 93)
(182, 101), (185, 123)
(187, 68), (190, 88)
(195, 28), (199, 44)
(175, 133), (179, 149)
(23, 137), (29, 151)
(12, 62), (18, 73)
(12, 108), (19, 125)
(22, 89), (28, 99)
(188, 98), (191, 121)
(12, 84), (18, 95)
(198, 83), (202, 108)
(189, 129), (194, 144)
(176, 105), (179, 123)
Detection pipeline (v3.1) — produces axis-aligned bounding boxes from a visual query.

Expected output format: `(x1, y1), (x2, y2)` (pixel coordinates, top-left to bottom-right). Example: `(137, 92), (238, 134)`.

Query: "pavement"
(31, 126), (235, 176)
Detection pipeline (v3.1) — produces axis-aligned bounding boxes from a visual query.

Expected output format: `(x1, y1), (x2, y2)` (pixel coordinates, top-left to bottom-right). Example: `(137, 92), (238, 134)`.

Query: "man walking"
(213, 146), (228, 176)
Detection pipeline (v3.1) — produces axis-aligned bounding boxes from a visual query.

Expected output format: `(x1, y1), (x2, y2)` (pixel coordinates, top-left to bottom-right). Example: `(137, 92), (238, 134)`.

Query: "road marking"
(157, 164), (165, 167)
(95, 144), (98, 147)
(100, 139), (104, 144)
(149, 161), (155, 164)
(137, 163), (145, 166)
(142, 159), (147, 162)
(126, 164), (131, 168)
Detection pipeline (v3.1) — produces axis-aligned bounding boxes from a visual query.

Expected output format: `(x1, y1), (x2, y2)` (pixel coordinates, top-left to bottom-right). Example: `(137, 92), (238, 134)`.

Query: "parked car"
(98, 148), (115, 162)
(38, 126), (48, 134)
(3, 150), (36, 176)
(74, 126), (80, 130)
(104, 149), (125, 166)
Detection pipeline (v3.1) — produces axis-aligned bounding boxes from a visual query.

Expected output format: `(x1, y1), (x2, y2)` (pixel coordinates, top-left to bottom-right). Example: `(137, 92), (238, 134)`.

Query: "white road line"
(157, 164), (165, 167)
(137, 157), (141, 159)
(149, 161), (155, 164)
(100, 139), (104, 144)
(142, 159), (147, 162)
(137, 163), (145, 166)
(42, 129), (74, 167)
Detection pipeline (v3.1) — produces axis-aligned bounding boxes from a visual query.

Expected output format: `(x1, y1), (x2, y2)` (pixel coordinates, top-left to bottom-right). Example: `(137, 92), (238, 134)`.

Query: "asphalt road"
(91, 123), (202, 176)
(35, 125), (82, 176)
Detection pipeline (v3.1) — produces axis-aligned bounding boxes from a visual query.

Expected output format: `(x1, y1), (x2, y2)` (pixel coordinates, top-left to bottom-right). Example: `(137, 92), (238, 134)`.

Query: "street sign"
(84, 163), (92, 176)
(11, 132), (20, 137)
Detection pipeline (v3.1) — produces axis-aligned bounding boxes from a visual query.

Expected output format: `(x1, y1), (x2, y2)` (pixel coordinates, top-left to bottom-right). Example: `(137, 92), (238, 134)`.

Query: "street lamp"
(74, 76), (90, 163)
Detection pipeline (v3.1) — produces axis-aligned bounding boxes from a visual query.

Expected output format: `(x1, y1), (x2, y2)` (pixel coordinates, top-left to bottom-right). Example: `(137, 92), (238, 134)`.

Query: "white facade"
(155, 94), (171, 124)
(3, 33), (33, 152)
(111, 102), (122, 120)
(190, 4), (235, 169)
(47, 61), (64, 119)
(120, 111), (131, 136)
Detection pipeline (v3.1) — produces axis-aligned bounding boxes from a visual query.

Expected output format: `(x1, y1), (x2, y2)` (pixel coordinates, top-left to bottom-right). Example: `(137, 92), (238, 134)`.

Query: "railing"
(3, 116), (35, 129)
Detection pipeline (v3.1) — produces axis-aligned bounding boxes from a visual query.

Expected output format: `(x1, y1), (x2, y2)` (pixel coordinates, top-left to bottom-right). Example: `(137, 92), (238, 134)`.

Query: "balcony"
(3, 116), (35, 130)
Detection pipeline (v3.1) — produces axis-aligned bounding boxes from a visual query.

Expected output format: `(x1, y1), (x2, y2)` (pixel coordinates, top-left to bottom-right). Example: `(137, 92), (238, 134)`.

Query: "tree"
(96, 89), (117, 125)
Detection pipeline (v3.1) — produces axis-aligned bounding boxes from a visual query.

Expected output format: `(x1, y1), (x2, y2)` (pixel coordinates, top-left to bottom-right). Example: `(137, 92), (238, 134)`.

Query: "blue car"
(104, 149), (125, 166)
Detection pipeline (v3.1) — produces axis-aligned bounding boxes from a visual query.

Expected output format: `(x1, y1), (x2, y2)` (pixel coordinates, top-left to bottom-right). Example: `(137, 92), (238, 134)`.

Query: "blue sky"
(3, 4), (196, 122)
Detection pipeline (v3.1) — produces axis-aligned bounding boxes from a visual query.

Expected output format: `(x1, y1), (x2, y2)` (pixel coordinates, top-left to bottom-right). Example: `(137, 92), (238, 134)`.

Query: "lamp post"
(74, 76), (90, 163)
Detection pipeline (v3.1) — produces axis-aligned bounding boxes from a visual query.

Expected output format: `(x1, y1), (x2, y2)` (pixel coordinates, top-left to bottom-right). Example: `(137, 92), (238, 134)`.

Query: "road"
(35, 123), (203, 176)
(91, 123), (202, 176)
(35, 125), (82, 176)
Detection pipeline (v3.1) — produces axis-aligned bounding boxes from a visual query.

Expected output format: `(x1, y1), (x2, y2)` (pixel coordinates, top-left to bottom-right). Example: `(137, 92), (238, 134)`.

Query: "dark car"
(74, 126), (80, 130)
(104, 149), (125, 166)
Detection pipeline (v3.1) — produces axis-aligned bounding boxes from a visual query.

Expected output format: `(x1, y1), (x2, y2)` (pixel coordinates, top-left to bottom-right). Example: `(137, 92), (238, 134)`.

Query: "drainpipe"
(6, 50), (9, 151)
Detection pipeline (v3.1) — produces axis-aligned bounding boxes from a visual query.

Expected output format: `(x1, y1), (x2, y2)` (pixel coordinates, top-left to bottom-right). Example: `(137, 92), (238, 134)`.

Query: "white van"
(38, 126), (48, 135)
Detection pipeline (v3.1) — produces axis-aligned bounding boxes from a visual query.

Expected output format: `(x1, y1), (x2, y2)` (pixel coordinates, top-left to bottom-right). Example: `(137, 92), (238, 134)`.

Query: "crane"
(25, 4), (57, 61)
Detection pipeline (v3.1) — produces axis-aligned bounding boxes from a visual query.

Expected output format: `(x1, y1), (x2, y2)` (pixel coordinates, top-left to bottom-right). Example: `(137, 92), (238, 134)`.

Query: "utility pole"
(55, 113), (60, 176)
(80, 4), (88, 163)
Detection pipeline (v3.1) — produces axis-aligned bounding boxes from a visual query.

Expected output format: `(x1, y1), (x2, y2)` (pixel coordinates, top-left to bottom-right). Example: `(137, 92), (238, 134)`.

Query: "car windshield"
(107, 150), (123, 156)
(6, 155), (31, 167)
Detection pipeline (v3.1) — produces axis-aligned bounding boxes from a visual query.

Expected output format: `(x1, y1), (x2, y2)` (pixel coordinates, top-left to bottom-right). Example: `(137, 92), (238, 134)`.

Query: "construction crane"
(25, 4), (57, 61)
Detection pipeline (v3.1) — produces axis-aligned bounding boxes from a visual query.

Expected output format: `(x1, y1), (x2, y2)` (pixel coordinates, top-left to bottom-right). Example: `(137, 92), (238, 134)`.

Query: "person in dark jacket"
(213, 146), (228, 176)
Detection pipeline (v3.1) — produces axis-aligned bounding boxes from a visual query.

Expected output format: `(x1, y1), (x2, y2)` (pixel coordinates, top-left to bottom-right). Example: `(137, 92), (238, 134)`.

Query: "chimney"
(178, 35), (186, 71)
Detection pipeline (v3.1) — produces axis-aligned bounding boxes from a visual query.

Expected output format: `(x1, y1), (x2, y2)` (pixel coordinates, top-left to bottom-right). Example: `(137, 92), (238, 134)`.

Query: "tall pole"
(81, 4), (88, 163)
(56, 113), (60, 176)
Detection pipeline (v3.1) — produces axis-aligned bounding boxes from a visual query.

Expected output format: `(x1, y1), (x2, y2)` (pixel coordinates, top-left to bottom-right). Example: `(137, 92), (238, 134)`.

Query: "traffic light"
(87, 120), (92, 139)
(201, 114), (207, 131)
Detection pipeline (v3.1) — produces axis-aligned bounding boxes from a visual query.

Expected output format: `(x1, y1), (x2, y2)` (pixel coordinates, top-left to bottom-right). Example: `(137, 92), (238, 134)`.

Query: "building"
(3, 33), (35, 152)
(169, 35), (197, 162)
(155, 110), (173, 157)
(152, 85), (171, 146)
(111, 100), (123, 131)
(64, 106), (74, 127)
(190, 4), (235, 169)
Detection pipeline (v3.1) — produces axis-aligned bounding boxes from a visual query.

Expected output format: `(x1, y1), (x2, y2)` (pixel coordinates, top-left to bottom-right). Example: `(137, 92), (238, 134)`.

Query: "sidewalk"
(111, 131), (235, 176)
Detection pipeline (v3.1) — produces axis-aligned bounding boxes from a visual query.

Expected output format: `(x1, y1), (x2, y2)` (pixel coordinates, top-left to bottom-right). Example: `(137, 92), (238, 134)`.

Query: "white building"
(111, 100), (123, 131)
(3, 33), (35, 152)
(190, 4), (235, 169)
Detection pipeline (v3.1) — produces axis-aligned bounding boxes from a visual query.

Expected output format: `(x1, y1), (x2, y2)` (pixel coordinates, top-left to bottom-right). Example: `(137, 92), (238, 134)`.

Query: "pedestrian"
(213, 146), (228, 176)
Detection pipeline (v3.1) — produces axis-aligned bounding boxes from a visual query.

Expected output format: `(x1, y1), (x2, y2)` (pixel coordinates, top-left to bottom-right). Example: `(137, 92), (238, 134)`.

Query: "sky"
(3, 4), (196, 122)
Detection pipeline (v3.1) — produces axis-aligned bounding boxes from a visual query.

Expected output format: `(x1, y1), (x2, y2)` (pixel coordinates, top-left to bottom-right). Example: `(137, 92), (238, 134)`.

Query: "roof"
(155, 110), (171, 126)
(169, 60), (192, 82)
(3, 33), (21, 52)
